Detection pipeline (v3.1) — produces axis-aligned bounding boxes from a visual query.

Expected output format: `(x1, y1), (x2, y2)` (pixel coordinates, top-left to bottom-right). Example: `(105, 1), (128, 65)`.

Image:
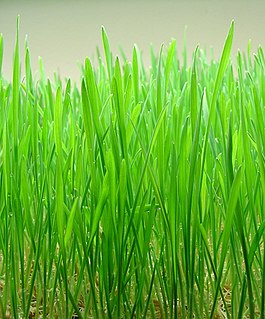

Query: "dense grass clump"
(1, 19), (265, 318)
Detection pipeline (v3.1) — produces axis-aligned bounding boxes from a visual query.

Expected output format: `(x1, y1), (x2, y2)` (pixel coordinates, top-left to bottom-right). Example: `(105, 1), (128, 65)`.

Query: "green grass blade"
(0, 33), (3, 77)
(211, 166), (242, 318)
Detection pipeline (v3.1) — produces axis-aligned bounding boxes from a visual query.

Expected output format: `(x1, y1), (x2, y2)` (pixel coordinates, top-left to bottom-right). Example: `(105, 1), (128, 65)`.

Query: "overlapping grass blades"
(0, 19), (265, 318)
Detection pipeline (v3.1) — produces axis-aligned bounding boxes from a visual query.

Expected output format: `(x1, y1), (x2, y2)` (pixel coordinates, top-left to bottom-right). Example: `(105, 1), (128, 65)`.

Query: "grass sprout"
(0, 19), (265, 318)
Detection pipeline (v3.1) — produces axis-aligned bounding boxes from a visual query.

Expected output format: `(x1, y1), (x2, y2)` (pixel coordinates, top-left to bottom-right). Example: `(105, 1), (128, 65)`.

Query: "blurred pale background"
(0, 0), (265, 81)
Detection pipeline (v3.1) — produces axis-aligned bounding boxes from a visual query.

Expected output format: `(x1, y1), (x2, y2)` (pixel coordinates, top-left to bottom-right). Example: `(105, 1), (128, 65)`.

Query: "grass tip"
(101, 25), (107, 34)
